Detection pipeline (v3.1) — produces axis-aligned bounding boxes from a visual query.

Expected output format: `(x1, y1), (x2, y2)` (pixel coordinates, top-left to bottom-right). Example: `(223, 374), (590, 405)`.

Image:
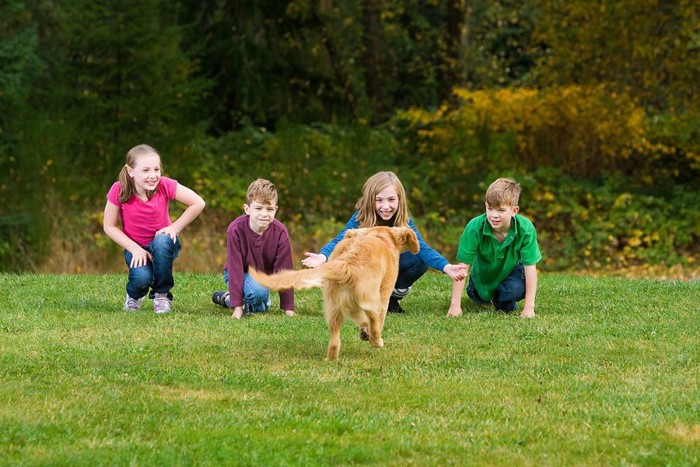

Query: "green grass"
(0, 272), (698, 466)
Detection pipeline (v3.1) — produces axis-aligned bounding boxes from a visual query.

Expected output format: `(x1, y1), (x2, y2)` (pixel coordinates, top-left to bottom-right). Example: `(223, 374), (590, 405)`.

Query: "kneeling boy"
(447, 178), (541, 318)
(212, 179), (295, 319)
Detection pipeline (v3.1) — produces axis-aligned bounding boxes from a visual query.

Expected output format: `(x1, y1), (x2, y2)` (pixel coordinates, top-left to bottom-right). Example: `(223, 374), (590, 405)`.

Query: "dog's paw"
(359, 327), (370, 341)
(371, 338), (384, 348)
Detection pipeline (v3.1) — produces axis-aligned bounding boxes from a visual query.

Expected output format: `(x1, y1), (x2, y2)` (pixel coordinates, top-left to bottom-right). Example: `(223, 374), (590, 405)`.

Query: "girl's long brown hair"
(118, 144), (162, 203)
(354, 171), (410, 228)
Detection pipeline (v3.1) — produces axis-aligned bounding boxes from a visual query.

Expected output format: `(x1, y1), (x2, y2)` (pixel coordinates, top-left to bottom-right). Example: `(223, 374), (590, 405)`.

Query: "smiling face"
(245, 198), (278, 234)
(127, 154), (161, 197)
(374, 184), (400, 222)
(485, 202), (519, 235)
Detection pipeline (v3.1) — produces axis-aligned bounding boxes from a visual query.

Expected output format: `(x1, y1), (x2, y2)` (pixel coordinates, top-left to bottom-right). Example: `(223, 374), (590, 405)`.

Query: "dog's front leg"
(366, 311), (384, 348)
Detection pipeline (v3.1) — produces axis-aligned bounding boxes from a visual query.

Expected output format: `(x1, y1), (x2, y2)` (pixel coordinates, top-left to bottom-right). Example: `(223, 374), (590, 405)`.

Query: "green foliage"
(526, 168), (700, 271)
(27, 115), (700, 275)
(47, 0), (208, 185)
(0, 212), (46, 272)
(464, 0), (545, 88)
(639, 111), (700, 184)
(0, 0), (211, 271)
(191, 123), (398, 251)
(0, 17), (42, 104)
(185, 113), (699, 274)
(394, 85), (700, 185)
(530, 0), (700, 112)
(1, 0), (698, 274)
(0, 273), (698, 464)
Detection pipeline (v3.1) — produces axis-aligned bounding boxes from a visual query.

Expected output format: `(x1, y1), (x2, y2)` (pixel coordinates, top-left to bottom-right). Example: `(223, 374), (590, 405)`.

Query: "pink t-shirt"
(106, 177), (178, 246)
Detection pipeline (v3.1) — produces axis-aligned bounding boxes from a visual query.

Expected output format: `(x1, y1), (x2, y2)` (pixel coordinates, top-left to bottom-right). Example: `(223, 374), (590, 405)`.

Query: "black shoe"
(212, 290), (229, 307)
(387, 297), (405, 313)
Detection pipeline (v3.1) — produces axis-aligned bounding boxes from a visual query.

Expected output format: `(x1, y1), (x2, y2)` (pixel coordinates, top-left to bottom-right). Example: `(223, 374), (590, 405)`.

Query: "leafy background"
(1, 0), (698, 277)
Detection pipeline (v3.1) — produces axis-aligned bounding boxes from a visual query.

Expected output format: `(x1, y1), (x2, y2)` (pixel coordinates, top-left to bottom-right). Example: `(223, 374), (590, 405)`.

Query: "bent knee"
(150, 233), (178, 251)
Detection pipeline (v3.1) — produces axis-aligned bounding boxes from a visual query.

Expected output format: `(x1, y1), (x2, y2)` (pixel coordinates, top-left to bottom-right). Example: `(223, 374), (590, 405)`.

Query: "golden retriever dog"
(249, 226), (419, 360)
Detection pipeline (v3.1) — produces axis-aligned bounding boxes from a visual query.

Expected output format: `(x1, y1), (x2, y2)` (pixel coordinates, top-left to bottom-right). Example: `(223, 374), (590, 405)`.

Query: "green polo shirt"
(456, 213), (542, 301)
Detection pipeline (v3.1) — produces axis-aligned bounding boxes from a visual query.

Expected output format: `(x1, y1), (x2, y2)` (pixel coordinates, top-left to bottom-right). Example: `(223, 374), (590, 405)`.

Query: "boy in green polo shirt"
(447, 178), (541, 318)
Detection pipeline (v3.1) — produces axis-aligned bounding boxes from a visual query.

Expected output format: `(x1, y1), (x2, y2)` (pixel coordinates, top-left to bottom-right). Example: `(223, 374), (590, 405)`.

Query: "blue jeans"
(223, 269), (271, 312)
(395, 252), (430, 290)
(467, 263), (525, 312)
(123, 234), (181, 300)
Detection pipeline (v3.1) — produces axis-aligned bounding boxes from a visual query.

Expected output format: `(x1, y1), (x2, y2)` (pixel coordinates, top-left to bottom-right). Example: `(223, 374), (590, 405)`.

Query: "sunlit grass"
(0, 272), (698, 465)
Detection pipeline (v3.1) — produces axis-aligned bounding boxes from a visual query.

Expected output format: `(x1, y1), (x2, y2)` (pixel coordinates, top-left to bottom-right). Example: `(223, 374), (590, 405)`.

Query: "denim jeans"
(467, 263), (525, 312)
(123, 234), (181, 300)
(223, 269), (271, 312)
(395, 251), (430, 290)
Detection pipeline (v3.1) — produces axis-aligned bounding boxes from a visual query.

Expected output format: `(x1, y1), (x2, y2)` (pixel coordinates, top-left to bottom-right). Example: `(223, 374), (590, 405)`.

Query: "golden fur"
(249, 226), (420, 360)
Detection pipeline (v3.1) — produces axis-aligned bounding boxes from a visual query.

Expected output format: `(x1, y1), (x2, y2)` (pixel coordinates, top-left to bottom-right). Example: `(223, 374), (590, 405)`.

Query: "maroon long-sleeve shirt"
(225, 215), (294, 311)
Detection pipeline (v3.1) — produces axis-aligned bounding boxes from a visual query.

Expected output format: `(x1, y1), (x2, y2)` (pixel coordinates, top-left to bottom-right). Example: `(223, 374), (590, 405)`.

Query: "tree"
(530, 0), (700, 112)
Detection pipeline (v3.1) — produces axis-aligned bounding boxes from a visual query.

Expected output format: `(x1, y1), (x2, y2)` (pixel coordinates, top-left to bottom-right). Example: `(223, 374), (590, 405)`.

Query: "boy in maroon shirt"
(211, 179), (295, 319)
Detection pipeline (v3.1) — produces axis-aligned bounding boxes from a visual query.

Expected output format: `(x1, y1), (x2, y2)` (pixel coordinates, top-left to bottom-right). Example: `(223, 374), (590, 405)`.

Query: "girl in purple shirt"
(103, 144), (205, 313)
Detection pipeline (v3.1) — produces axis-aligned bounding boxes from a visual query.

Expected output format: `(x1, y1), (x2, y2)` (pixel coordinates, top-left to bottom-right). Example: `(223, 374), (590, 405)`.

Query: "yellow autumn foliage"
(400, 85), (655, 178)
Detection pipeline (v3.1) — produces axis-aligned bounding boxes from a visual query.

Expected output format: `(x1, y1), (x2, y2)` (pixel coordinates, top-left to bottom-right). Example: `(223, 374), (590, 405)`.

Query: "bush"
(15, 94), (700, 276)
(525, 168), (699, 271)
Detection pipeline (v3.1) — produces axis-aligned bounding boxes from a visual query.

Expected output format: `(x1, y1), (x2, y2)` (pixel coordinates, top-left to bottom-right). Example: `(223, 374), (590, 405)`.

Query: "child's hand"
(283, 309), (295, 317)
(520, 307), (535, 318)
(231, 306), (244, 319)
(155, 226), (178, 242)
(128, 247), (152, 268)
(301, 252), (326, 268)
(447, 304), (463, 317)
(443, 264), (468, 281)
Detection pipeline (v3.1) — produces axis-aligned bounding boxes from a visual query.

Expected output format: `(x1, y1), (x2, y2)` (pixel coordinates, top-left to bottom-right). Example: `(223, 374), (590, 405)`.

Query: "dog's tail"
(249, 262), (353, 291)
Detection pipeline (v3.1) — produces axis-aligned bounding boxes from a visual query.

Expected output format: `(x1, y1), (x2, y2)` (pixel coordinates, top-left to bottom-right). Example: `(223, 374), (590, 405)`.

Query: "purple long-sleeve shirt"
(225, 215), (294, 310)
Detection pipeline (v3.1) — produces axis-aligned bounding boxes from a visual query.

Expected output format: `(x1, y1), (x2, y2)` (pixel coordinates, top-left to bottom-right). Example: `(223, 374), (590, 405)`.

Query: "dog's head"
(345, 226), (420, 254)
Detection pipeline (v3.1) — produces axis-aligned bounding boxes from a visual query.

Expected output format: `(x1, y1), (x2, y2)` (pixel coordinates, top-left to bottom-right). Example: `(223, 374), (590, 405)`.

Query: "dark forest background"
(1, 0), (698, 276)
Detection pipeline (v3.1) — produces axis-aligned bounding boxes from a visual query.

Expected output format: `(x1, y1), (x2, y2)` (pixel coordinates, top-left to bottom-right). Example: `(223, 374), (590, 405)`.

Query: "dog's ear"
(344, 228), (364, 239)
(404, 229), (420, 253)
(391, 227), (420, 253)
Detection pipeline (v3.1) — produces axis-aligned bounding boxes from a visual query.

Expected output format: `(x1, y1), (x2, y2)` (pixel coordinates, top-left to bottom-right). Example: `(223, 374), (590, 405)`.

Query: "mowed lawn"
(0, 272), (697, 466)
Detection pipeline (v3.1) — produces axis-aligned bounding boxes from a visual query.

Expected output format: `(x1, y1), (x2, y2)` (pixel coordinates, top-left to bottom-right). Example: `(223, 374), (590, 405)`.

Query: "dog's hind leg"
(325, 308), (343, 361)
(378, 283), (393, 330)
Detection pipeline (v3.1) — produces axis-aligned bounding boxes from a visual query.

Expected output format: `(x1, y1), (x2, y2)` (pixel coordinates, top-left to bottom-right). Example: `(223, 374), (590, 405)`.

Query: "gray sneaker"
(124, 294), (144, 311)
(153, 293), (172, 314)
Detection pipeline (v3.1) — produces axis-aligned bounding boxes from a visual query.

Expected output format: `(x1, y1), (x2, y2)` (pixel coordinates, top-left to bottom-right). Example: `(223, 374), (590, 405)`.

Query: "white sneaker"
(391, 286), (412, 299)
(124, 294), (144, 311)
(153, 293), (172, 314)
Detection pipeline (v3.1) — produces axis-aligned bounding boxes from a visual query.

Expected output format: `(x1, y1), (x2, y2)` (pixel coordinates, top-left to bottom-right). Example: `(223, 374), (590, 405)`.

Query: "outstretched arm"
(447, 263), (470, 317)
(301, 252), (327, 268)
(443, 263), (468, 281)
(521, 264), (537, 318)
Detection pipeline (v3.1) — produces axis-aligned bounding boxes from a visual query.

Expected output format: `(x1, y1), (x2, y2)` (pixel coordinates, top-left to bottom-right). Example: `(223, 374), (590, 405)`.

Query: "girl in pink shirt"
(103, 144), (205, 313)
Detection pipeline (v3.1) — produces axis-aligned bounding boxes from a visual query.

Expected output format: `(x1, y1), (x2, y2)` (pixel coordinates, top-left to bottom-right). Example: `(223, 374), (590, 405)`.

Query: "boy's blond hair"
(246, 178), (278, 205)
(485, 178), (521, 208)
(355, 171), (410, 228)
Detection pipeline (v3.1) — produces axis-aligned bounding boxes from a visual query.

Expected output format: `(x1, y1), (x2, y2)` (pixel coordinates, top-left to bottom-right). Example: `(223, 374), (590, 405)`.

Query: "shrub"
(525, 168), (699, 271)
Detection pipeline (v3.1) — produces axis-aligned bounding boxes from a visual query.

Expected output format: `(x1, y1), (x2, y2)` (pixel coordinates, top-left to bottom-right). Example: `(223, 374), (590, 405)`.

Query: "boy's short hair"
(246, 178), (278, 205)
(485, 178), (521, 207)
